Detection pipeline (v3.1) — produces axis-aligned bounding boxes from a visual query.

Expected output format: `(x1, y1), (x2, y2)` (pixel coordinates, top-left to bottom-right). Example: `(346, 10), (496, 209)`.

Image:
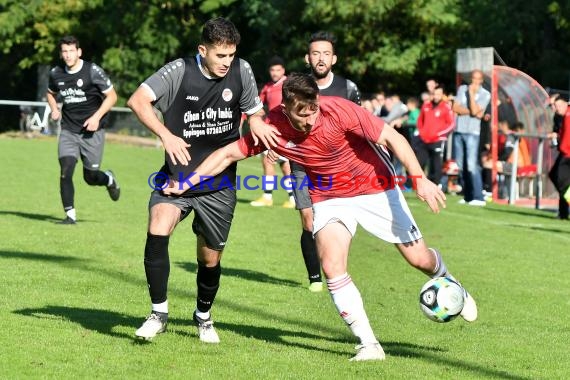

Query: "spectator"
(452, 70), (491, 206)
(415, 86), (455, 186)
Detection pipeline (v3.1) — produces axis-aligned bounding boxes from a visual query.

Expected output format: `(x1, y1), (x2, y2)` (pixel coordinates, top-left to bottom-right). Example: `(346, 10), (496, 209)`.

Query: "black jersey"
(143, 55), (262, 194)
(48, 60), (113, 133)
(318, 73), (361, 105)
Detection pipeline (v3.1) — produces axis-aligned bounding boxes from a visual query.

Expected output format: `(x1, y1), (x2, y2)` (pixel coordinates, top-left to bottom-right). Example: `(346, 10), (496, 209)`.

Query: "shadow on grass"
(505, 223), (570, 234)
(177, 261), (301, 287)
(0, 210), (61, 222)
(484, 206), (557, 220)
(14, 306), (142, 341)
(0, 250), (83, 263)
(194, 321), (349, 356)
(385, 340), (531, 380)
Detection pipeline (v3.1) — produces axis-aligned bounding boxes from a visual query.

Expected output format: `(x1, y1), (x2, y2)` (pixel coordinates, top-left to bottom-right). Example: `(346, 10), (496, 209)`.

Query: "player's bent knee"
(83, 169), (98, 185)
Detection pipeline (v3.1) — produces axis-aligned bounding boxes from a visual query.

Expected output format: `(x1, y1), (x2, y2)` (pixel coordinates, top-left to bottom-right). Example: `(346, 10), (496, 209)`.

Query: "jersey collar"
(65, 59), (84, 74)
(317, 72), (334, 90)
(196, 54), (215, 80)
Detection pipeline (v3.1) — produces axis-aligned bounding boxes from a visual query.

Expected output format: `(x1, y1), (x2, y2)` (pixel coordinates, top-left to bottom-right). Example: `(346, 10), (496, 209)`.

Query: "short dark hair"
(201, 17), (241, 46)
(268, 55), (285, 68)
(59, 35), (80, 49)
(308, 31), (336, 53)
(434, 84), (446, 93)
(282, 72), (319, 112)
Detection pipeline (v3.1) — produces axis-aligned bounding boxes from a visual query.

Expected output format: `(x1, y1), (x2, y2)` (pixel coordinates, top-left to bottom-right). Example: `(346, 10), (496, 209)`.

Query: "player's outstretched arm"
(162, 141), (249, 195)
(248, 109), (281, 149)
(127, 86), (190, 165)
(377, 124), (446, 213)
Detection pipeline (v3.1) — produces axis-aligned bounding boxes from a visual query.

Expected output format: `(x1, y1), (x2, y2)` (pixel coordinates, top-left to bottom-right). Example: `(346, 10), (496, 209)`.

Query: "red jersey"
(417, 101), (455, 144)
(560, 109), (570, 157)
(238, 96), (395, 203)
(259, 76), (286, 112)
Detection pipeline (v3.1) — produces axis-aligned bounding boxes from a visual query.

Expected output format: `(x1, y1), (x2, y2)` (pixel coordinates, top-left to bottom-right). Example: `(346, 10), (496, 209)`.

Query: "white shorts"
(312, 189), (423, 244)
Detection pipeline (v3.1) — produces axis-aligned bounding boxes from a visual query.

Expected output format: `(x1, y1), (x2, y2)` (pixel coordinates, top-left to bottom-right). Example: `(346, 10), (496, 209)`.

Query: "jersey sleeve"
(237, 133), (266, 157)
(238, 59), (263, 116)
(143, 59), (186, 113)
(90, 63), (113, 93)
(47, 68), (59, 94)
(346, 79), (361, 105)
(337, 98), (384, 142)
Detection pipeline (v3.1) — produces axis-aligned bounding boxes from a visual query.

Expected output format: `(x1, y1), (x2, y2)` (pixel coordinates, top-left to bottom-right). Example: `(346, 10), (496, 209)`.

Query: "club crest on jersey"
(77, 79), (83, 87)
(285, 141), (296, 148)
(222, 88), (233, 102)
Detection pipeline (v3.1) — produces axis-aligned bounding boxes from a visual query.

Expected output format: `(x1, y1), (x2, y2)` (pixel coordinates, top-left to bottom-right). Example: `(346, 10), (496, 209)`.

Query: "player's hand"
(50, 109), (61, 121)
(161, 132), (191, 166)
(162, 179), (186, 196)
(83, 115), (101, 131)
(265, 150), (280, 164)
(249, 122), (280, 149)
(413, 176), (446, 213)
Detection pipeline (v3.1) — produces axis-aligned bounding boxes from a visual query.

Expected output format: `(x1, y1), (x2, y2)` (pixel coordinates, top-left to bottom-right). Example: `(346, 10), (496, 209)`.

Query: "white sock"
(262, 175), (276, 195)
(327, 273), (378, 345)
(428, 248), (448, 277)
(262, 193), (273, 200)
(195, 309), (210, 320)
(289, 195), (295, 204)
(66, 208), (76, 221)
(152, 300), (168, 314)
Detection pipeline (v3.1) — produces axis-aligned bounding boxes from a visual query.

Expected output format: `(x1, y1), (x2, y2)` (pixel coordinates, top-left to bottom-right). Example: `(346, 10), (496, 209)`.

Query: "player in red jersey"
(164, 73), (478, 361)
(549, 96), (570, 219)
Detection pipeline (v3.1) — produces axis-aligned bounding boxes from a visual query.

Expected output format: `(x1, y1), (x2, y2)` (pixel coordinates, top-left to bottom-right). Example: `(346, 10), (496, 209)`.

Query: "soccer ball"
(419, 277), (465, 323)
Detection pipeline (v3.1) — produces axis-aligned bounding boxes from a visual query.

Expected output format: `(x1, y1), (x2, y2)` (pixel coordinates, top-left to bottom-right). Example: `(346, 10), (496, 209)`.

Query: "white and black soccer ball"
(419, 277), (465, 323)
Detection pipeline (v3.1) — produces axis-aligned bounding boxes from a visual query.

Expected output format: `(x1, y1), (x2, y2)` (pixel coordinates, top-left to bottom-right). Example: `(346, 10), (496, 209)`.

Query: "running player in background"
(127, 17), (278, 342)
(165, 73), (478, 361)
(250, 56), (295, 208)
(46, 35), (120, 225)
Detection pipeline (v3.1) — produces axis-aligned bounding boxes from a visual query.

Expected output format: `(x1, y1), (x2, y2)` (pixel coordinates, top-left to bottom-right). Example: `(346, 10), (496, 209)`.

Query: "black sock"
(144, 233), (170, 304)
(300, 229), (321, 283)
(59, 156), (77, 211)
(196, 261), (221, 313)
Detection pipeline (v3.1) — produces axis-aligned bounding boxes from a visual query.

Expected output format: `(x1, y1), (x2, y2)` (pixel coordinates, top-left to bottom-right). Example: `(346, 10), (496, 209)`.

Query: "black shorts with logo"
(149, 187), (237, 251)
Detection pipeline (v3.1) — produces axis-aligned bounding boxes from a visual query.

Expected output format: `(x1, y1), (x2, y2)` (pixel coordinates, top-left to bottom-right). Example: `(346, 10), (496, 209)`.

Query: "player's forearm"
(46, 92), (58, 112)
(380, 126), (425, 178)
(247, 110), (266, 130)
(93, 89), (117, 120)
(127, 92), (172, 140)
(185, 144), (246, 187)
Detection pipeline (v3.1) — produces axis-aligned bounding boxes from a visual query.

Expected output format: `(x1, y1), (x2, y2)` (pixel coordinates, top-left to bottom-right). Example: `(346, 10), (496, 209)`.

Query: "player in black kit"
(46, 36), (120, 225)
(290, 31), (361, 292)
(128, 17), (278, 342)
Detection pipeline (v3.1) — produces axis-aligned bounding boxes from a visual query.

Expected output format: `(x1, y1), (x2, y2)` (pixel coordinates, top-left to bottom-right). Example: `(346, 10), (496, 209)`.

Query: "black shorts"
(290, 161), (313, 210)
(148, 187), (237, 251)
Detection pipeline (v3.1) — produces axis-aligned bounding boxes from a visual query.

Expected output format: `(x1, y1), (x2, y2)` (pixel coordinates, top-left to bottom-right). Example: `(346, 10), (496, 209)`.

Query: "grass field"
(1, 135), (569, 379)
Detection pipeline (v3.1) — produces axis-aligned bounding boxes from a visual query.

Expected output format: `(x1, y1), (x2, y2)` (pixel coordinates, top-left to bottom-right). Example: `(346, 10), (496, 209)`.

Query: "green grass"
(1, 136), (569, 379)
